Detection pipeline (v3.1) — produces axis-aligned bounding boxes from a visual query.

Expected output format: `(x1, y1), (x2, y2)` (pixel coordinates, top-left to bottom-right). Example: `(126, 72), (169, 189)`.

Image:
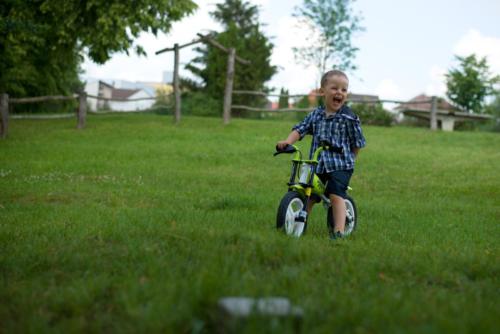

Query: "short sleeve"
(347, 117), (366, 148)
(292, 111), (315, 139)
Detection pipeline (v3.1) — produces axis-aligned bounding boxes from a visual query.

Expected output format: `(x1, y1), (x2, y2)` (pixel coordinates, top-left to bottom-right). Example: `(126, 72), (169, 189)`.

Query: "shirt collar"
(317, 105), (355, 120)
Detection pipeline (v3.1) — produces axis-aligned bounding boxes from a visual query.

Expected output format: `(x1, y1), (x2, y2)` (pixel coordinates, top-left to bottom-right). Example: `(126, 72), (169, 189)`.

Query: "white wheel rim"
(344, 199), (355, 235)
(285, 198), (304, 236)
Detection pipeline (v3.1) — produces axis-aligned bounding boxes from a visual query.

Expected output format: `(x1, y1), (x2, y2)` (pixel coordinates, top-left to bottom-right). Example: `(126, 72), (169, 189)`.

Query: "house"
(397, 94), (492, 131)
(108, 88), (155, 112)
(85, 80), (113, 111)
(84, 79), (161, 112)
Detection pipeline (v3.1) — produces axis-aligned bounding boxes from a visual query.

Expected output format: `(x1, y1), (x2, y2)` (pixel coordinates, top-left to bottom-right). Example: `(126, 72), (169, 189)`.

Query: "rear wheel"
(276, 191), (307, 237)
(327, 195), (357, 237)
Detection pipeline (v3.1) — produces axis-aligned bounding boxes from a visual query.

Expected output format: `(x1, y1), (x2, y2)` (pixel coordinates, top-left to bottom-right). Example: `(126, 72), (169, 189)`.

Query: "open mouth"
(333, 96), (344, 104)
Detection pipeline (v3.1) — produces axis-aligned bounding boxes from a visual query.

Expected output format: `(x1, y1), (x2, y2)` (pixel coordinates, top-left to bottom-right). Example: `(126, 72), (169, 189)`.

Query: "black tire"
(276, 191), (308, 236)
(327, 195), (357, 236)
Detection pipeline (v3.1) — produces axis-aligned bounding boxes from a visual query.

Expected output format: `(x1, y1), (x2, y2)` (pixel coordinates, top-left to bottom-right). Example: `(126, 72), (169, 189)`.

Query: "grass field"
(1, 114), (499, 333)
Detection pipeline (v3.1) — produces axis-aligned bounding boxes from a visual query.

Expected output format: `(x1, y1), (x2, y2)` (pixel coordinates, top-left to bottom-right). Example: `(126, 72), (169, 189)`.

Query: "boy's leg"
(306, 197), (319, 214)
(330, 194), (347, 233)
(325, 170), (353, 235)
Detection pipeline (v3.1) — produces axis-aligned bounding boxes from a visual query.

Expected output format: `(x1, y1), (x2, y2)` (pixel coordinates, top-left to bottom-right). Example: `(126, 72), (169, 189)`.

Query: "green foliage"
(295, 95), (312, 109)
(278, 88), (289, 109)
(0, 115), (499, 332)
(187, 0), (277, 114)
(293, 0), (364, 77)
(484, 91), (500, 116)
(350, 102), (394, 126)
(0, 0), (196, 103)
(0, 3), (83, 112)
(154, 86), (172, 106)
(482, 92), (500, 132)
(445, 54), (500, 113)
(181, 91), (222, 117)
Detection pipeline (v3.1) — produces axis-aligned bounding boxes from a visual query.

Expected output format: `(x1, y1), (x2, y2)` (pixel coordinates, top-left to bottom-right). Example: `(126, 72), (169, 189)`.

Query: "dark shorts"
(318, 169), (353, 199)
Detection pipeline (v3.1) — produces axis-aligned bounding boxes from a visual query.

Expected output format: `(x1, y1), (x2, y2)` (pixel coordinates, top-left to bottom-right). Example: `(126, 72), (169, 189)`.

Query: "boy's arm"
(276, 130), (301, 150)
(353, 147), (361, 158)
(347, 117), (366, 157)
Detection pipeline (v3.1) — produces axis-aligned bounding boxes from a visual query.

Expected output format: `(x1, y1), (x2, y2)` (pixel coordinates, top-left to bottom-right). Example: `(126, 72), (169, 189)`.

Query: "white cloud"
(375, 79), (402, 100)
(418, 30), (500, 100)
(425, 65), (447, 97)
(267, 16), (318, 94)
(249, 0), (269, 6)
(453, 29), (500, 74)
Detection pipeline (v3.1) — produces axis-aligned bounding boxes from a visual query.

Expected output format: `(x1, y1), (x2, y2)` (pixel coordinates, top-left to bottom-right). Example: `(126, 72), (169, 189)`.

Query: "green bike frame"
(287, 144), (328, 201)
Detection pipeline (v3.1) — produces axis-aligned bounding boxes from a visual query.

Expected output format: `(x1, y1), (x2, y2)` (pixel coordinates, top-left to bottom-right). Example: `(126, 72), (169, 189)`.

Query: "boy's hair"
(321, 70), (349, 87)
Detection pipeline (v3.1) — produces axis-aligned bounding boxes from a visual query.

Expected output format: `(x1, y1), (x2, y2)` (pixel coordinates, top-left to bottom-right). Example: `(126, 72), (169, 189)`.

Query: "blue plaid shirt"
(292, 105), (366, 172)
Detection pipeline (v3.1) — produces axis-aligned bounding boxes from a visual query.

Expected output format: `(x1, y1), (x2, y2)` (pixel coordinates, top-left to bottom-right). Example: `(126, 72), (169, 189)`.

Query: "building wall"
(84, 81), (99, 111)
(109, 90), (154, 112)
(98, 83), (113, 110)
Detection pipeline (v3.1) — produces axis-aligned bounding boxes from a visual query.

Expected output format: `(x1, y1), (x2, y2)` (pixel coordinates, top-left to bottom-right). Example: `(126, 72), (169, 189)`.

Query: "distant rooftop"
(111, 88), (140, 99)
(397, 94), (458, 111)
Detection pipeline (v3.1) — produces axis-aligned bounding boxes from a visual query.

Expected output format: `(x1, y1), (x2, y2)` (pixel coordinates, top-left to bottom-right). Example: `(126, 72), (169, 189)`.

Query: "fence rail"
(232, 90), (433, 105)
(10, 113), (75, 119)
(232, 105), (312, 112)
(230, 90), (439, 129)
(0, 92), (87, 138)
(86, 94), (157, 102)
(10, 95), (78, 104)
(0, 90), (175, 138)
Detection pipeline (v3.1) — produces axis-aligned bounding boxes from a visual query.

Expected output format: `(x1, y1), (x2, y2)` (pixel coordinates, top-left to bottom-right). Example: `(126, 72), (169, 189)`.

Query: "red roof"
(111, 88), (139, 99)
(398, 94), (457, 111)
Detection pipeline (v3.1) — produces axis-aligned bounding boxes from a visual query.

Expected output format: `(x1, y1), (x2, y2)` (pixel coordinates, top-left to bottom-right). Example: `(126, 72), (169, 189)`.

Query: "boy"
(276, 70), (366, 239)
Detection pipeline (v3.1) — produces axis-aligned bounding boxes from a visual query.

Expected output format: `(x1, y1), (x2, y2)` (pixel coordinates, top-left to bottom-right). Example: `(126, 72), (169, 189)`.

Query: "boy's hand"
(276, 140), (290, 151)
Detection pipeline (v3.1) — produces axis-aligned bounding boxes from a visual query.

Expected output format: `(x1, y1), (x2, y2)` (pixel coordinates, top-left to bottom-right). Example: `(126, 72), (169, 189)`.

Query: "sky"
(82, 0), (500, 102)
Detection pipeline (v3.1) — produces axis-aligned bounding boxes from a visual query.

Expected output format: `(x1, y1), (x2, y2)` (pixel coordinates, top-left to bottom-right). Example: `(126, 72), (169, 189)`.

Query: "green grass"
(1, 114), (499, 333)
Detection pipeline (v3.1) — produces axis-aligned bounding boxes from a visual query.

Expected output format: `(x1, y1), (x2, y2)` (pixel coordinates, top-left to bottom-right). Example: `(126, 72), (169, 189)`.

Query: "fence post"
(0, 93), (9, 138)
(173, 43), (181, 124)
(430, 96), (438, 130)
(77, 91), (87, 129)
(223, 47), (236, 125)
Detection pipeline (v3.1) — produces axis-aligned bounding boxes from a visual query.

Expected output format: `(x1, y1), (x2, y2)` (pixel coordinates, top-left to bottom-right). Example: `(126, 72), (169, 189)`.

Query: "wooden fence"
(156, 33), (250, 125)
(230, 90), (439, 129)
(0, 92), (87, 138)
(0, 92), (176, 139)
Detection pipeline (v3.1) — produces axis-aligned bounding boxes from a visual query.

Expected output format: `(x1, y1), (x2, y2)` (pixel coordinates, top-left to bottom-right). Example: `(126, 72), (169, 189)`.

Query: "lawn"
(0, 114), (499, 333)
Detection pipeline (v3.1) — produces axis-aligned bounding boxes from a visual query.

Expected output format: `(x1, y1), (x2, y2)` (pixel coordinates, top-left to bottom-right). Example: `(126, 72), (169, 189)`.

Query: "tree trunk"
(0, 93), (9, 138)
(173, 43), (181, 124)
(77, 91), (87, 129)
(223, 48), (236, 125)
(430, 96), (438, 131)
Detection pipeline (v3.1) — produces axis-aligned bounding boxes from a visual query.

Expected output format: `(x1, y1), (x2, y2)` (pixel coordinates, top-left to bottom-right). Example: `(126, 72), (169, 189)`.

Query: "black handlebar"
(273, 142), (343, 156)
(273, 144), (296, 156)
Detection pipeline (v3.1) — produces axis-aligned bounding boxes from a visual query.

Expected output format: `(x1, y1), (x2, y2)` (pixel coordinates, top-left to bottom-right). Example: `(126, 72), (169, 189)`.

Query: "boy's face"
(320, 74), (349, 112)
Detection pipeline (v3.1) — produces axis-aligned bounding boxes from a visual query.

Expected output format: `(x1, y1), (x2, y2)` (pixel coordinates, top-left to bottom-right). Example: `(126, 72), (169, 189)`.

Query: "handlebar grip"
(274, 144), (296, 156)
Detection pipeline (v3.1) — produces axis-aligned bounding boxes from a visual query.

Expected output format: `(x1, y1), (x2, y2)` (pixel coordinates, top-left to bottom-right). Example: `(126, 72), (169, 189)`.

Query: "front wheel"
(327, 195), (357, 237)
(276, 191), (307, 237)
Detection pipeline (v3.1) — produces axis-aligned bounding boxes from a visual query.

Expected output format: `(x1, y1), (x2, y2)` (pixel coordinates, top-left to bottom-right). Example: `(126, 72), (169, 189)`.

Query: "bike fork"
(293, 188), (311, 237)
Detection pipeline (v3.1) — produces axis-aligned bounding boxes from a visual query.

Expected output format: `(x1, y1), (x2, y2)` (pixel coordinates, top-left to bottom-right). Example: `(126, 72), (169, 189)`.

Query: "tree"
(293, 0), (364, 80)
(278, 88), (289, 109)
(445, 54), (500, 113)
(484, 92), (500, 116)
(186, 0), (277, 113)
(0, 0), (197, 99)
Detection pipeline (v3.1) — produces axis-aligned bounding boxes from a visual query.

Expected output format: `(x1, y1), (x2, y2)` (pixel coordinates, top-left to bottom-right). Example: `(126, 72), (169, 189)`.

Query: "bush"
(181, 92), (222, 117)
(350, 102), (394, 126)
